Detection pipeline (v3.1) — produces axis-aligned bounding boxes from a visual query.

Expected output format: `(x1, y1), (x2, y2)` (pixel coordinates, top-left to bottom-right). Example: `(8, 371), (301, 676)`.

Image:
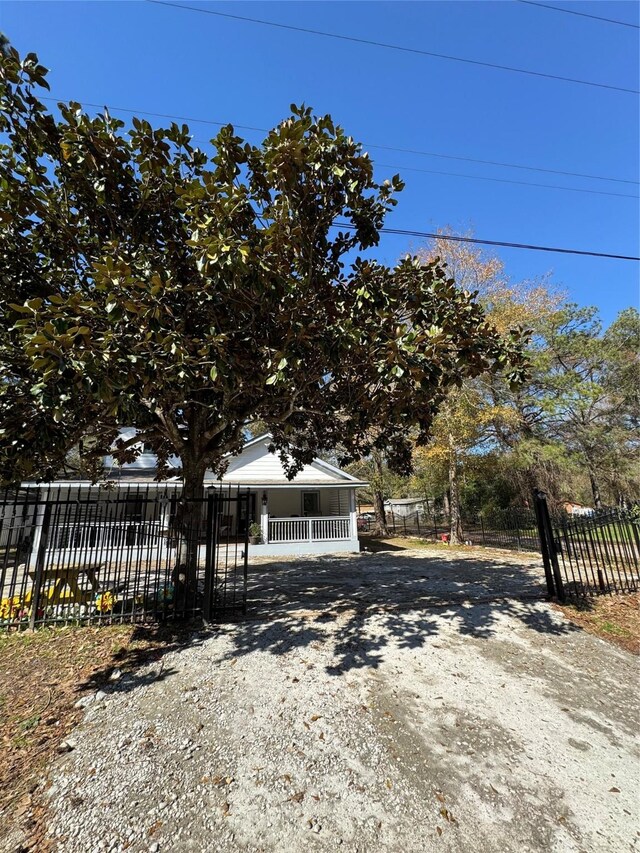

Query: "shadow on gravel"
(228, 551), (579, 673)
(77, 621), (207, 697)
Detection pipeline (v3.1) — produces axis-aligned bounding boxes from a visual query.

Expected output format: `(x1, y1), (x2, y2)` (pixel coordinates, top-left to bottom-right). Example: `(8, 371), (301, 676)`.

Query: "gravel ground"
(42, 549), (639, 853)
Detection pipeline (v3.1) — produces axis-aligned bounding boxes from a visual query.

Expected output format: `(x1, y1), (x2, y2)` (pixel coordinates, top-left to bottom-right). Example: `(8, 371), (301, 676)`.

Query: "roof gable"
(216, 434), (360, 485)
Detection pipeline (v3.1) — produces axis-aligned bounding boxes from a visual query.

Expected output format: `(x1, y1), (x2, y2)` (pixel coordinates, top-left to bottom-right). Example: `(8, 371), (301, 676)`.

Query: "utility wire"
(518, 1), (640, 29)
(145, 0), (639, 95)
(374, 161), (638, 199)
(40, 96), (639, 189)
(333, 224), (640, 261)
(364, 142), (639, 186)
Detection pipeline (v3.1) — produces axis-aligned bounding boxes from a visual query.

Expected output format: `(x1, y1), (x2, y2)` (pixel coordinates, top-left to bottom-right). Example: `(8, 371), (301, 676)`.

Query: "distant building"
(562, 501), (594, 517)
(384, 497), (428, 518)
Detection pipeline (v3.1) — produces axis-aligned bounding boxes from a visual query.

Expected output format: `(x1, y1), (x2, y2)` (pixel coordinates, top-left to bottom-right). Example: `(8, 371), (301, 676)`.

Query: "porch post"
(260, 491), (269, 544)
(348, 489), (358, 540)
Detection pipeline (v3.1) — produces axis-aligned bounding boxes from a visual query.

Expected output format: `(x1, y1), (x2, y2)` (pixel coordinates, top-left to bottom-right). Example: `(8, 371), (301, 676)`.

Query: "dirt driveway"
(42, 549), (638, 852)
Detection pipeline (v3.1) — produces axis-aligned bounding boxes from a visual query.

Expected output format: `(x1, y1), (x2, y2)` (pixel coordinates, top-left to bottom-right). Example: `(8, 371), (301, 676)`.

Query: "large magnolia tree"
(1, 49), (527, 581)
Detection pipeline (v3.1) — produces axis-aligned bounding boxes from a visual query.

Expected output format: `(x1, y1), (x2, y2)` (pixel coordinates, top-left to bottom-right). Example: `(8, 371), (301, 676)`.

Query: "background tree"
(413, 232), (535, 541)
(347, 447), (408, 536)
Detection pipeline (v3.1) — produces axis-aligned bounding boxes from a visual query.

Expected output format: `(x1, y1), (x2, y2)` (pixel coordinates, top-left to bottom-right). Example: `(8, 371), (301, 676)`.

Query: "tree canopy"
(0, 48), (526, 497)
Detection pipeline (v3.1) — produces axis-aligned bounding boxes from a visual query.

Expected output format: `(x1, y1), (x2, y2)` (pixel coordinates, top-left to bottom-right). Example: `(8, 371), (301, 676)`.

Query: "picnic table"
(28, 565), (100, 606)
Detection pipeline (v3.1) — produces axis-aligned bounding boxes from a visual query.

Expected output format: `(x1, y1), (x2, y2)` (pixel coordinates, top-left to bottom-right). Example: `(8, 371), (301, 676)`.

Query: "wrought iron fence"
(0, 484), (250, 631)
(553, 508), (639, 600)
(358, 507), (540, 553)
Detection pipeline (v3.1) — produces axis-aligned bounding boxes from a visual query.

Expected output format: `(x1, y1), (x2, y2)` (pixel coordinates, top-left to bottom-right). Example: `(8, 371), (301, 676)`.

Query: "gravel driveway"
(43, 549), (638, 852)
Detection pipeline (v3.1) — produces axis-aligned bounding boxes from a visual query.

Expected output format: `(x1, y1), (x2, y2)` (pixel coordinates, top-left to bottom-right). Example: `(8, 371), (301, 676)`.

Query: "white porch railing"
(49, 520), (166, 552)
(268, 516), (351, 543)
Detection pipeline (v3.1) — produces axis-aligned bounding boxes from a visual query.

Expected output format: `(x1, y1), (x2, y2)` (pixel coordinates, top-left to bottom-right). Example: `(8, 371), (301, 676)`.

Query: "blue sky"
(2, 0), (638, 325)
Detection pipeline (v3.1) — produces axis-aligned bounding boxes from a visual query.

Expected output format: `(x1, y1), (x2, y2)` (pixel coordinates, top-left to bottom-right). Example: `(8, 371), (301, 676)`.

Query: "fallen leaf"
(289, 791), (305, 803)
(385, 779), (393, 790)
(436, 826), (443, 836)
(147, 820), (162, 837)
(310, 714), (321, 722)
(609, 787), (621, 793)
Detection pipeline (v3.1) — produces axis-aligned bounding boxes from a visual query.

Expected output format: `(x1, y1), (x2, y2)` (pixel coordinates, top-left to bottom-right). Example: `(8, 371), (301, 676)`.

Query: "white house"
(205, 433), (366, 556)
(17, 432), (366, 566)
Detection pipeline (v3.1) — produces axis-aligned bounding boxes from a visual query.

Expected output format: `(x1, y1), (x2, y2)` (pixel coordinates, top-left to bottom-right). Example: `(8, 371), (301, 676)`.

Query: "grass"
(0, 621), (197, 852)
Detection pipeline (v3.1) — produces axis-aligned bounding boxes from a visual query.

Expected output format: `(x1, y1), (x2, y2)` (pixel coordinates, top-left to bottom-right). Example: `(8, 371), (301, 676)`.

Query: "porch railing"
(268, 516), (352, 543)
(49, 520), (166, 553)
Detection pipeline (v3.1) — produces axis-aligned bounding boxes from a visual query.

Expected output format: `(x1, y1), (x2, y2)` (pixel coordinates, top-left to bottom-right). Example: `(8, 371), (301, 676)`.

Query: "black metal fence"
(359, 507), (540, 552)
(0, 484), (250, 630)
(533, 491), (639, 601)
(554, 508), (639, 600)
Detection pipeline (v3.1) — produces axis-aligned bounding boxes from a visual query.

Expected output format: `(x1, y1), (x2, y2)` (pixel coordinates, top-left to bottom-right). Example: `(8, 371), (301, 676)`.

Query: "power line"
(364, 142), (638, 186)
(333, 224), (640, 261)
(40, 97), (639, 190)
(374, 161), (638, 199)
(518, 1), (640, 29)
(145, 0), (639, 95)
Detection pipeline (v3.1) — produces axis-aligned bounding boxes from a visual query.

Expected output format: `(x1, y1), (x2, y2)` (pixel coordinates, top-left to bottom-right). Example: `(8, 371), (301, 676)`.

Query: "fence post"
(533, 490), (557, 599)
(533, 491), (566, 602)
(242, 492), (250, 615)
(203, 493), (216, 624)
(29, 502), (52, 630)
(540, 496), (566, 603)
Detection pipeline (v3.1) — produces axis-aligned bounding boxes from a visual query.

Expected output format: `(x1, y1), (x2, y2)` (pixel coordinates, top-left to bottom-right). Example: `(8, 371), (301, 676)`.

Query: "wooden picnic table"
(28, 565), (100, 606)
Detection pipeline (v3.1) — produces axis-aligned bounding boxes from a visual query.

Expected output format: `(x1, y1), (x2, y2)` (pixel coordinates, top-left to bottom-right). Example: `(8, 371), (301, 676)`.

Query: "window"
(302, 491), (320, 516)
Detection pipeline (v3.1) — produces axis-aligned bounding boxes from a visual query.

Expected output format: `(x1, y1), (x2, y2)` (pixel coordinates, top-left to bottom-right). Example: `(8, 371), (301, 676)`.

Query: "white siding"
(222, 440), (347, 484)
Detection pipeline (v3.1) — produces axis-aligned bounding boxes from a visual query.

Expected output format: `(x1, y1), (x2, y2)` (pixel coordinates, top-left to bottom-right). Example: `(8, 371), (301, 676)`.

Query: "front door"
(237, 493), (256, 534)
(302, 491), (320, 516)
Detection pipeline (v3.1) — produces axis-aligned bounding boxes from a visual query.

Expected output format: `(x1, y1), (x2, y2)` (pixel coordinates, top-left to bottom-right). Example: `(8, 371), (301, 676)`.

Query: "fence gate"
(533, 490), (640, 602)
(0, 485), (250, 630)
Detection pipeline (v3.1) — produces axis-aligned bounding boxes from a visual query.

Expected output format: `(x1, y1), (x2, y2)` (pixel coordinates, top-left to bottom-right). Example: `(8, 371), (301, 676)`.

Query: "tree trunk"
(173, 457), (207, 613)
(373, 487), (389, 538)
(371, 451), (390, 537)
(587, 465), (602, 510)
(448, 435), (464, 545)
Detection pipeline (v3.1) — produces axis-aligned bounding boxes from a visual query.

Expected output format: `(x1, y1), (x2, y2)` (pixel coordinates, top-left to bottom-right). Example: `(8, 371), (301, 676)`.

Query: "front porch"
(248, 485), (360, 556)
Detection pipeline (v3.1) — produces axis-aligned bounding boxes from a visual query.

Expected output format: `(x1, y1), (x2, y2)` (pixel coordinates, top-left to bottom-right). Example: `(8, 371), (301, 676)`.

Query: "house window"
(302, 491), (320, 516)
